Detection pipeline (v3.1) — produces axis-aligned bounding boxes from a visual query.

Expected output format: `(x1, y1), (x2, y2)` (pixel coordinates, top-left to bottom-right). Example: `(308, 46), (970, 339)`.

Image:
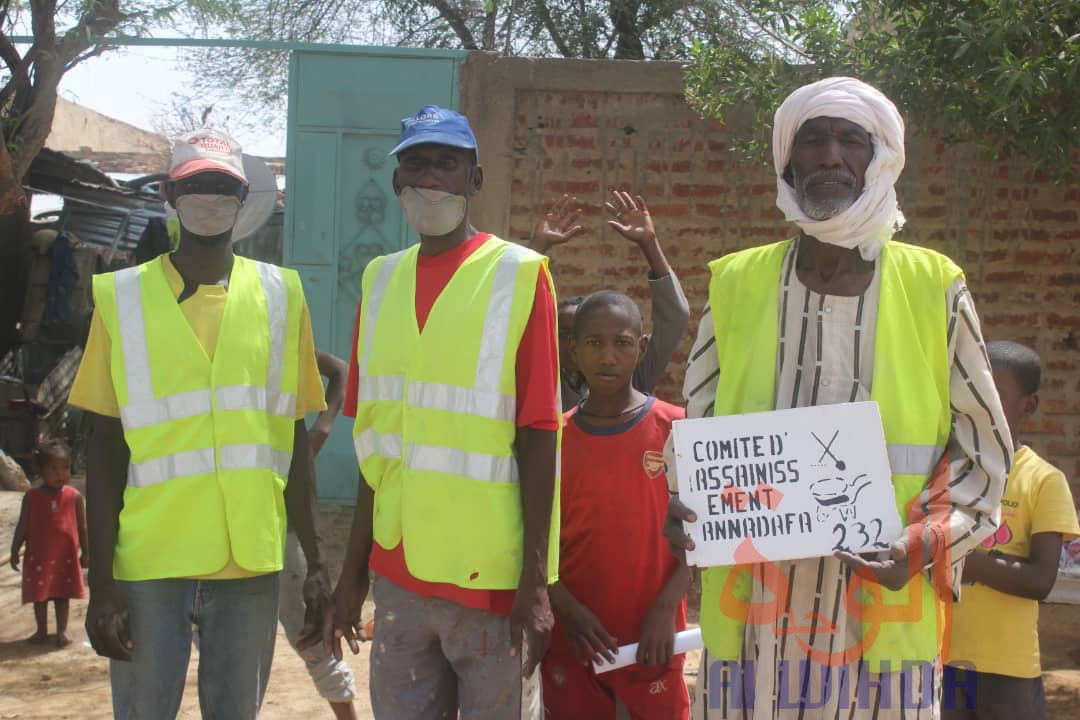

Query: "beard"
(796, 168), (860, 220)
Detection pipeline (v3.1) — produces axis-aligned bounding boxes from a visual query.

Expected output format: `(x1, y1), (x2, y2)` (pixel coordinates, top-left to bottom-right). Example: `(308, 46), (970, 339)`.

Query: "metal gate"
(284, 47), (466, 502)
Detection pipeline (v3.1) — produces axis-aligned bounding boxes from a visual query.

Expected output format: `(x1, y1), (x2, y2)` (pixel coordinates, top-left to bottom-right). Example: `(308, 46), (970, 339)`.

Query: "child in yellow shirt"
(944, 341), (1080, 719)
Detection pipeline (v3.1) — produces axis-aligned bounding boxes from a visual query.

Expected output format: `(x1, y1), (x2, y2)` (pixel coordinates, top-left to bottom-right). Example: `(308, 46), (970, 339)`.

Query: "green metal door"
(284, 48), (465, 502)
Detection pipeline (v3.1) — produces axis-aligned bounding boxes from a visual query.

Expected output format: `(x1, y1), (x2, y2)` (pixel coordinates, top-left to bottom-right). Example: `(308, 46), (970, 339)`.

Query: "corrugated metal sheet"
(26, 148), (283, 269)
(26, 148), (166, 266)
(57, 202), (164, 266)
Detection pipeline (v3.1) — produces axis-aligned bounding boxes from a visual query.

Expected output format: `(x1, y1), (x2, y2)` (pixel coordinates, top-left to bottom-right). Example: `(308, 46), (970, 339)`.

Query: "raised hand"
(530, 194), (585, 253)
(605, 190), (657, 248)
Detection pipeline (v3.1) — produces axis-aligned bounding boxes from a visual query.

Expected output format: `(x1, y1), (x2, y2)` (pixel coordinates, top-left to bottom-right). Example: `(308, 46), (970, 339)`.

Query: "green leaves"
(684, 0), (1080, 183)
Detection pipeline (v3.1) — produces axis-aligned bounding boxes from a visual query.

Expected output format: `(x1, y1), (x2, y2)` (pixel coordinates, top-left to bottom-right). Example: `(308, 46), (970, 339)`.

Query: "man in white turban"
(667, 77), (1012, 719)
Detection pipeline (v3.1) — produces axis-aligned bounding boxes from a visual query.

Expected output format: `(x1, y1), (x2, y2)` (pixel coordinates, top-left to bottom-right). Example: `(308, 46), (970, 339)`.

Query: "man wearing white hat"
(666, 77), (1012, 719)
(71, 128), (333, 719)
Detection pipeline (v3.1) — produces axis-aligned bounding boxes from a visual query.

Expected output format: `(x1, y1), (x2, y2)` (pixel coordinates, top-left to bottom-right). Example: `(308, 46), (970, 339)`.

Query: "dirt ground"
(1, 487), (1078, 718)
(0, 490), (377, 719)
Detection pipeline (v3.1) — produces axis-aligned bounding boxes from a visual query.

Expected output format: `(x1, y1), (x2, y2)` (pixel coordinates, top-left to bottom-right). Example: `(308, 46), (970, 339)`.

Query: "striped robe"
(685, 242), (1011, 720)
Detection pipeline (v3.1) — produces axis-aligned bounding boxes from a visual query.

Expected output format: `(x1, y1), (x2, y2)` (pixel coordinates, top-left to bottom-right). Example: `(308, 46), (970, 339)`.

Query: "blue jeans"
(109, 573), (280, 720)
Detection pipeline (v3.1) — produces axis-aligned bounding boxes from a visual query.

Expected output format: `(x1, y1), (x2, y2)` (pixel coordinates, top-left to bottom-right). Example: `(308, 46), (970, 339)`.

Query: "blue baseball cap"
(388, 105), (479, 159)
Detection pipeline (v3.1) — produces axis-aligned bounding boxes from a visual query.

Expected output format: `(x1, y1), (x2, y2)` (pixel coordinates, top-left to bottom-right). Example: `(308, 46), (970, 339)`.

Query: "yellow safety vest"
(93, 254), (304, 581)
(353, 237), (560, 590)
(700, 239), (961, 672)
(166, 215), (180, 248)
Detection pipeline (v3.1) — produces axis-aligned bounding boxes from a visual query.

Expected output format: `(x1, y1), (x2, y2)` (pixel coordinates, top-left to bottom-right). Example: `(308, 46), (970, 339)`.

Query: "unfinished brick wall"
(462, 55), (1080, 488)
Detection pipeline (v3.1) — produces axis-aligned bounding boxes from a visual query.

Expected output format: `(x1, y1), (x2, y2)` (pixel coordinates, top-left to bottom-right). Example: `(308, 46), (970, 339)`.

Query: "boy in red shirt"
(544, 289), (690, 719)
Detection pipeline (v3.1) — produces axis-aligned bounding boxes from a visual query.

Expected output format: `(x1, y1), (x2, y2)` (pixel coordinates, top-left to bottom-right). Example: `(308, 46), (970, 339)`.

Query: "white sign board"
(672, 401), (902, 568)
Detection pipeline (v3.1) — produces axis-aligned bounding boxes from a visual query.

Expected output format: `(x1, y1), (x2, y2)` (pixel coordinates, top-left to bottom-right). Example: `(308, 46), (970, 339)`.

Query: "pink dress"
(21, 486), (85, 603)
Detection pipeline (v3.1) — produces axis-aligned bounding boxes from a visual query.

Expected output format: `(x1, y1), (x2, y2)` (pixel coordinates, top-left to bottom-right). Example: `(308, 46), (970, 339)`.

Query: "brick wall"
(461, 55), (1080, 490)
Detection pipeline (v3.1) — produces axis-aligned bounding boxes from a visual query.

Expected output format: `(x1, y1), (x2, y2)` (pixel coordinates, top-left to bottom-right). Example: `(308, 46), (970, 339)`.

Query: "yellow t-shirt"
(69, 254), (328, 579)
(948, 445), (1080, 677)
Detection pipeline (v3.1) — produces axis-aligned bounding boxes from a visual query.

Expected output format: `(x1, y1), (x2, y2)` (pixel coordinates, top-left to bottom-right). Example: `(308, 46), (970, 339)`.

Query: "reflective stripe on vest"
(353, 244), (527, 477)
(257, 261), (288, 400)
(357, 377), (513, 420)
(120, 388), (211, 430)
(216, 385), (297, 419)
(406, 444), (519, 484)
(219, 443), (293, 477)
(888, 443), (942, 479)
(114, 262), (294, 485)
(125, 443), (294, 489)
(358, 252), (406, 378)
(354, 428), (403, 462)
(120, 385), (298, 430)
(353, 430), (516, 484)
(352, 249), (407, 469)
(127, 448), (216, 488)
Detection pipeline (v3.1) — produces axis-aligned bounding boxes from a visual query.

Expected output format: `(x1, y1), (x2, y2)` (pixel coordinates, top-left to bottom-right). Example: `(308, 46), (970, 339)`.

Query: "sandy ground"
(0, 487), (1078, 718)
(0, 491), (376, 719)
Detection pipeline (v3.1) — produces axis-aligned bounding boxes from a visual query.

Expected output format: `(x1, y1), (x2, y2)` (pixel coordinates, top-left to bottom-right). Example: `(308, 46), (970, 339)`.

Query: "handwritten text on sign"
(672, 402), (903, 568)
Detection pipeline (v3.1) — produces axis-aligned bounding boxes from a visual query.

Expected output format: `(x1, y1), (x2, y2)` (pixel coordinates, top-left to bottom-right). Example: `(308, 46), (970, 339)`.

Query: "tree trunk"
(0, 131), (27, 217)
(0, 24), (35, 356)
(483, 1), (497, 50)
(609, 0), (645, 59)
(0, 0), (126, 355)
(0, 205), (30, 358)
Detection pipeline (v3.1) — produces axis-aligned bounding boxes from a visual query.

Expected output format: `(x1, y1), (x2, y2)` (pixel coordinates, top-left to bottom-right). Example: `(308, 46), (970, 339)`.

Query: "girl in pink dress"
(9, 438), (87, 647)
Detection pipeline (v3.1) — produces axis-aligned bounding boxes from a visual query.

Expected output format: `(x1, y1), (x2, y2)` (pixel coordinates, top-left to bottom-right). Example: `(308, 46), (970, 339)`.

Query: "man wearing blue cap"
(328, 106), (561, 718)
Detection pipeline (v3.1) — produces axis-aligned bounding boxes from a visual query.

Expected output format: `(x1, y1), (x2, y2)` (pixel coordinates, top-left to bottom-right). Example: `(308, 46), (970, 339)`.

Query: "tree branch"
(392, 13), (449, 47)
(482, 0), (497, 51)
(424, 0), (479, 50)
(56, 0), (124, 67)
(502, 0), (520, 55)
(6, 0), (124, 184)
(727, 0), (811, 61)
(0, 30), (21, 74)
(29, 0), (56, 48)
(531, 0), (572, 57)
(62, 42), (114, 73)
(0, 114), (27, 212)
(608, 0), (644, 59)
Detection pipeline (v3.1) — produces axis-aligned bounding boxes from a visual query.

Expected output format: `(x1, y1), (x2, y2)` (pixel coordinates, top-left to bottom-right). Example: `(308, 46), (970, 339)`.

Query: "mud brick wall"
(461, 54), (1080, 489)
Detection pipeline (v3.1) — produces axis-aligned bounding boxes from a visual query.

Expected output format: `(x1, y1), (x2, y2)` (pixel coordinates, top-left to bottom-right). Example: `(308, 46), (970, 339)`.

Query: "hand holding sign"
(836, 521), (942, 591)
(671, 402), (902, 568)
(663, 495), (697, 558)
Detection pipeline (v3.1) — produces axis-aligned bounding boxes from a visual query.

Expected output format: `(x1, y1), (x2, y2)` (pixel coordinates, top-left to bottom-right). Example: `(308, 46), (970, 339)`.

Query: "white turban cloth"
(772, 76), (906, 261)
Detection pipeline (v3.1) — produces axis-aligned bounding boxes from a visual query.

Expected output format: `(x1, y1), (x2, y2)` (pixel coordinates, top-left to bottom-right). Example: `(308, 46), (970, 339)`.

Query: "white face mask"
(398, 187), (466, 237)
(174, 194), (242, 237)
